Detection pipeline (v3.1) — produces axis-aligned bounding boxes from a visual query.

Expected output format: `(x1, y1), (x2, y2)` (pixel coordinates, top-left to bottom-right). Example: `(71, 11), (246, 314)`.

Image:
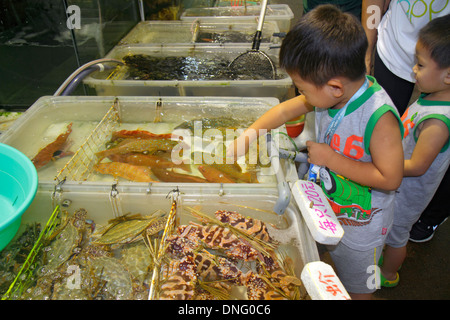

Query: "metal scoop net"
(229, 0), (277, 80)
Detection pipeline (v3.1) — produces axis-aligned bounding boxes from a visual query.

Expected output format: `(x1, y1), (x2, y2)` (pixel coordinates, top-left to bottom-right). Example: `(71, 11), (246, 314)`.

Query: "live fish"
(96, 138), (179, 160)
(32, 123), (73, 169)
(109, 153), (191, 172)
(198, 165), (236, 183)
(210, 163), (257, 183)
(111, 129), (180, 141)
(151, 167), (207, 183)
(94, 162), (156, 182)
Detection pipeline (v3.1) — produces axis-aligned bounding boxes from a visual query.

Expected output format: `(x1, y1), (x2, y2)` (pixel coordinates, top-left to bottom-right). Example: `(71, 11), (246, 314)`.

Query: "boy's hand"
(226, 134), (248, 160)
(306, 140), (334, 166)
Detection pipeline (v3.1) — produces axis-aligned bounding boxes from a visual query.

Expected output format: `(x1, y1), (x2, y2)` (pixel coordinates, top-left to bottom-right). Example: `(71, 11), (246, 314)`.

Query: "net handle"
(252, 0), (269, 50)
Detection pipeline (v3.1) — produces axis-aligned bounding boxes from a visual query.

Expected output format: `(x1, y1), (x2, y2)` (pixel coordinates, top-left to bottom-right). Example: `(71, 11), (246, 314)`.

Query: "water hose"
(54, 58), (124, 96)
(266, 133), (291, 215)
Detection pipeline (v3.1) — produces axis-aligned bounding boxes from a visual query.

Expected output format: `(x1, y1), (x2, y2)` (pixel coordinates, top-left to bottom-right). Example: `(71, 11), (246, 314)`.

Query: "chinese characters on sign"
(298, 181), (339, 234)
(318, 271), (349, 299)
(301, 261), (350, 300)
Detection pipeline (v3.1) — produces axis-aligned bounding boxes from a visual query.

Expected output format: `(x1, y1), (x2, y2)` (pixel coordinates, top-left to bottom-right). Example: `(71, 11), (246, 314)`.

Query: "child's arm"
(404, 118), (449, 176)
(307, 111), (404, 191)
(227, 95), (314, 158)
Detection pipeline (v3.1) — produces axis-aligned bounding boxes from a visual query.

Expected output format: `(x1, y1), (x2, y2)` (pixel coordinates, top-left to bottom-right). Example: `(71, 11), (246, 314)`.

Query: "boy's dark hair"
(418, 14), (450, 69)
(280, 4), (368, 86)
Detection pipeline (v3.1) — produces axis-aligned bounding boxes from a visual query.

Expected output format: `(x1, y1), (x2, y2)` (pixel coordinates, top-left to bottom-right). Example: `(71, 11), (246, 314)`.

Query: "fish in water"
(174, 117), (250, 134)
(210, 163), (257, 183)
(198, 165), (236, 183)
(108, 153), (191, 172)
(151, 167), (207, 183)
(94, 162), (156, 182)
(32, 123), (74, 169)
(96, 138), (179, 160)
(110, 129), (180, 141)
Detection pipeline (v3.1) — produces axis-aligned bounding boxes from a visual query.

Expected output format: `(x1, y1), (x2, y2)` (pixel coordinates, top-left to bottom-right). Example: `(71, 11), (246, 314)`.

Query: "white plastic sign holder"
(292, 179), (344, 245)
(301, 261), (350, 300)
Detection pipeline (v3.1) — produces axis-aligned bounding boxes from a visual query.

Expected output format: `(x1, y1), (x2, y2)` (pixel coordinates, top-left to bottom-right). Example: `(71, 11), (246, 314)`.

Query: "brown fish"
(111, 129), (180, 141)
(109, 153), (191, 172)
(151, 167), (207, 183)
(198, 165), (236, 183)
(96, 138), (179, 160)
(211, 163), (257, 183)
(94, 162), (156, 182)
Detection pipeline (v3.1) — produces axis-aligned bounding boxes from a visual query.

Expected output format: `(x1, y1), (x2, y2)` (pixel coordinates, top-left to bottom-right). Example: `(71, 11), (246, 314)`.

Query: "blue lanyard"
(308, 77), (370, 181)
(323, 77), (370, 145)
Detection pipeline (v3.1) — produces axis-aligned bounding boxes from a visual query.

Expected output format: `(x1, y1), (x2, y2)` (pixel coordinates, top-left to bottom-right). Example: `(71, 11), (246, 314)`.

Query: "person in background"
(362, 0), (450, 244)
(379, 15), (450, 287)
(228, 5), (404, 299)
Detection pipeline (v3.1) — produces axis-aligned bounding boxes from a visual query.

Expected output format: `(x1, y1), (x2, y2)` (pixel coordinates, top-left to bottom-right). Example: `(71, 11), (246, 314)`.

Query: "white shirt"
(377, 0), (450, 83)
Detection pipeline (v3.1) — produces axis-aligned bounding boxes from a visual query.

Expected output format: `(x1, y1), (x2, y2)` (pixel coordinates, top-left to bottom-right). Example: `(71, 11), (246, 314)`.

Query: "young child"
(380, 15), (450, 287)
(227, 4), (404, 299)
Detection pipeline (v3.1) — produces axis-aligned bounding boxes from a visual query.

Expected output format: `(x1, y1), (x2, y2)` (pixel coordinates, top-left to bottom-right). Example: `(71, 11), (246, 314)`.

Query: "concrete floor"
(373, 221), (450, 300)
(319, 221), (450, 300)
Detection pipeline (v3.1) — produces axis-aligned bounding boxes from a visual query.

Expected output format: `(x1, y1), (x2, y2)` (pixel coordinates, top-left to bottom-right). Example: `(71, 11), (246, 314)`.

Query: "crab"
(93, 212), (167, 246)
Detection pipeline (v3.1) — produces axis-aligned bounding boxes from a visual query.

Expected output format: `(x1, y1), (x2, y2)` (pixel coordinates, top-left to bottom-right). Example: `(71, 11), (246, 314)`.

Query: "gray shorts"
(328, 241), (384, 294)
(385, 223), (411, 248)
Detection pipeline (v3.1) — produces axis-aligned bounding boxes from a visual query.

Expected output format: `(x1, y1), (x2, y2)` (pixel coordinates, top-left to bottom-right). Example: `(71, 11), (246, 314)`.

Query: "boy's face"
(413, 41), (449, 94)
(288, 72), (340, 109)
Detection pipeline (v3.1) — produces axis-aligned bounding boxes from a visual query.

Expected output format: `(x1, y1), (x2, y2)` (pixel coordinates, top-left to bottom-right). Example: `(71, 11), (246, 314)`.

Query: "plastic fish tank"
(180, 4), (294, 33)
(0, 96), (298, 186)
(83, 44), (294, 101)
(0, 182), (319, 300)
(117, 20), (282, 45)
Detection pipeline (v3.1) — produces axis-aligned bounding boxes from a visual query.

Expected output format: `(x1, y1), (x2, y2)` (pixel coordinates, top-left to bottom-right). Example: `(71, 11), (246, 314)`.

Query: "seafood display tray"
(0, 95), (298, 186)
(83, 44), (294, 101)
(0, 95), (327, 300)
(116, 20), (282, 45)
(180, 4), (294, 33)
(3, 182), (318, 300)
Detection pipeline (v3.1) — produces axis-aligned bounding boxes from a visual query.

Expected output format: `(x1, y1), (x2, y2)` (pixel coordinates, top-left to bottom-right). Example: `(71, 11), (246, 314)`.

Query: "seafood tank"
(0, 95), (322, 300)
(0, 96), (298, 185)
(1, 184), (319, 300)
(83, 44), (294, 100)
(180, 4), (294, 33)
(116, 20), (282, 45)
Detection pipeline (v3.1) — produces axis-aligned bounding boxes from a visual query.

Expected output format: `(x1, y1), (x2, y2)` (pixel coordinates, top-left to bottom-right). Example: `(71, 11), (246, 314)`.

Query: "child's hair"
(279, 4), (367, 86)
(418, 14), (450, 69)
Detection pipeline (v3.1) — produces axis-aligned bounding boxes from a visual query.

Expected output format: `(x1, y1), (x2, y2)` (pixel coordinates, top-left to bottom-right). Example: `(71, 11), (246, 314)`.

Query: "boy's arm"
(227, 95), (314, 158)
(404, 118), (449, 176)
(307, 111), (403, 191)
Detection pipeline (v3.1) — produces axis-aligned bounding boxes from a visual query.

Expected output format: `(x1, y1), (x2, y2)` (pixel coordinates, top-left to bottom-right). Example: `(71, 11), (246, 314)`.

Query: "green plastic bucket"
(0, 143), (38, 251)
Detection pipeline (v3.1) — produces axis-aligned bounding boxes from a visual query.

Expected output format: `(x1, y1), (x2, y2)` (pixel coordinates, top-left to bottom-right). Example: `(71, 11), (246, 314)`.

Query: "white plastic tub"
(21, 182), (320, 293)
(117, 20), (282, 45)
(180, 4), (294, 33)
(83, 44), (294, 101)
(0, 95), (298, 186)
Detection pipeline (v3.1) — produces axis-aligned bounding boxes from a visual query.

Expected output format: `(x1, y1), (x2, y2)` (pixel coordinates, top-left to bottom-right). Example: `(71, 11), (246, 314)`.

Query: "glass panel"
(0, 0), (140, 109)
